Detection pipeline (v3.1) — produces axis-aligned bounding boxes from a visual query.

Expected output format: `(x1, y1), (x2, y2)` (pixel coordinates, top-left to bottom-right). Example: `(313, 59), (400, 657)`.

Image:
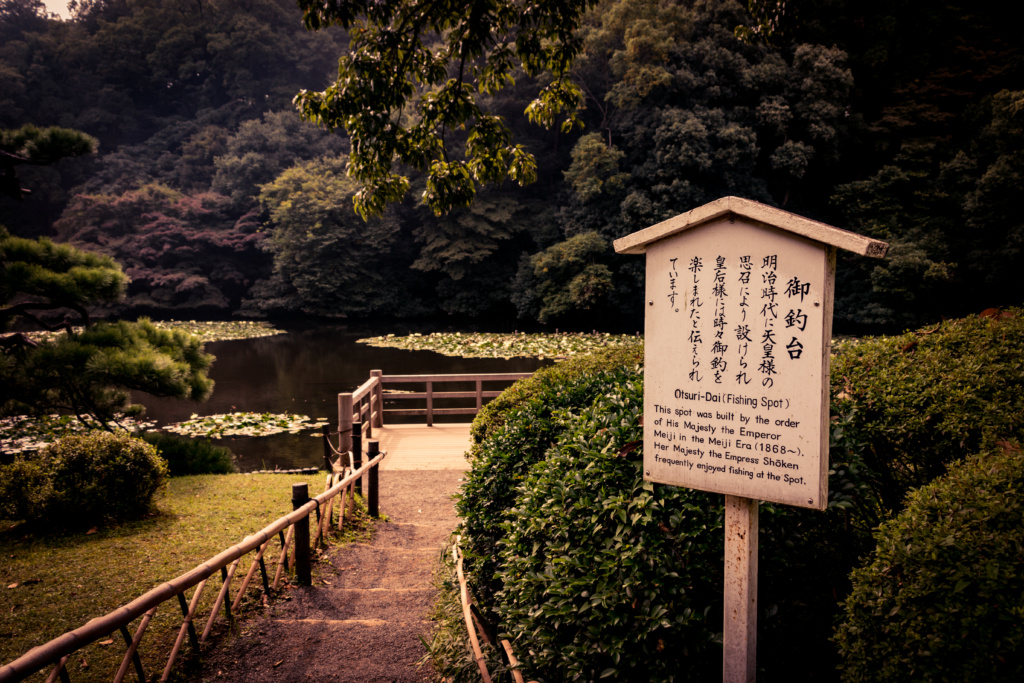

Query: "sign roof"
(613, 196), (889, 258)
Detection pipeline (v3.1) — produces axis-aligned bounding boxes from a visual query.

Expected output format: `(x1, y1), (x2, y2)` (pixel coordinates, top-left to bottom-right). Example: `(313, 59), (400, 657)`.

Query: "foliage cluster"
(450, 310), (1024, 681)
(54, 184), (267, 313)
(0, 432), (167, 528)
(834, 441), (1024, 682)
(139, 432), (236, 476)
(459, 343), (644, 612)
(494, 382), (723, 680)
(829, 308), (1024, 524)
(4, 0), (1023, 331)
(248, 156), (414, 318)
(2, 317), (213, 426)
(293, 0), (592, 218)
(2, 225), (214, 427)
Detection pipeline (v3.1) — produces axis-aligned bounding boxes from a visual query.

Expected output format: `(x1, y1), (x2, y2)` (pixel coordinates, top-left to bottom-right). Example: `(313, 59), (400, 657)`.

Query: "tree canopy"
(1, 0), (1020, 331)
(294, 0), (599, 217)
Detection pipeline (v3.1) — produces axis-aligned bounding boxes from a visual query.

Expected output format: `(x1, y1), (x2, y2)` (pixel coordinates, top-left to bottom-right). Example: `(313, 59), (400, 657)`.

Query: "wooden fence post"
(338, 393), (353, 453)
(292, 484), (311, 586)
(426, 380), (433, 427)
(367, 440), (380, 518)
(370, 369), (384, 428)
(352, 422), (362, 497)
(362, 393), (372, 440)
(321, 424), (333, 471)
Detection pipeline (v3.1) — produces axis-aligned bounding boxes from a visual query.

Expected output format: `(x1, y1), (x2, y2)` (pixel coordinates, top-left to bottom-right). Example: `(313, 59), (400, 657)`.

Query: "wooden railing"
(336, 370), (533, 450)
(0, 445), (385, 683)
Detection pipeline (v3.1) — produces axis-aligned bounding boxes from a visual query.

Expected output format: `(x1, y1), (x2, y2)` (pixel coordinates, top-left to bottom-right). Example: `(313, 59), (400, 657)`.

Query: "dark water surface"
(137, 326), (550, 472)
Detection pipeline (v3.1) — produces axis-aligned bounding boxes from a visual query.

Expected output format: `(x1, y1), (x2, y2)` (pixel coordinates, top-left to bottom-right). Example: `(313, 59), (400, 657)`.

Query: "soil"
(195, 470), (464, 683)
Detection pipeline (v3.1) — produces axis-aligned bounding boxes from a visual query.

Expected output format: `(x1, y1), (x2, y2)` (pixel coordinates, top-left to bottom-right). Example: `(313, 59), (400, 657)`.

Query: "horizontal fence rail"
(336, 371), (533, 442)
(381, 373), (533, 426)
(0, 448), (386, 683)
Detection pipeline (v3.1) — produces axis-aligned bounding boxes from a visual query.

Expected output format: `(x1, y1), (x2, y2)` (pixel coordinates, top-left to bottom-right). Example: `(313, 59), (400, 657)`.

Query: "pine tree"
(1, 225), (214, 427)
(1, 123), (213, 429)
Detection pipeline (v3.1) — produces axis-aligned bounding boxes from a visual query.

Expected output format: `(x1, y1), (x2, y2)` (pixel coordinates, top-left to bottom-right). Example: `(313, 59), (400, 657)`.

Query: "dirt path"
(197, 470), (464, 682)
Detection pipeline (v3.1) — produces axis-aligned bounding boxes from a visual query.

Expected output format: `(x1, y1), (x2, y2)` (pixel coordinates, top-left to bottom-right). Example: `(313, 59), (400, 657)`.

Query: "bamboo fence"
(0, 451), (384, 683)
(451, 536), (536, 683)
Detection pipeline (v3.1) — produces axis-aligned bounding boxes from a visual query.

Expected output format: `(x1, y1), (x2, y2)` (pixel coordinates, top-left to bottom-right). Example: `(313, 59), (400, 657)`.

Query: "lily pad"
(8, 320), (283, 345)
(148, 320), (283, 343)
(162, 412), (328, 439)
(356, 331), (642, 359)
(0, 414), (157, 454)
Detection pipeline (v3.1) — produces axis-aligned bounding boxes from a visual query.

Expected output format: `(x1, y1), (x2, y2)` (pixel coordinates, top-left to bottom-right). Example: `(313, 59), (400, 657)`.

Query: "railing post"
(338, 393), (353, 453)
(352, 422), (363, 497)
(367, 440), (380, 518)
(292, 483), (311, 586)
(476, 379), (483, 412)
(321, 424), (333, 471)
(362, 395), (372, 440)
(426, 380), (433, 427)
(370, 369), (384, 428)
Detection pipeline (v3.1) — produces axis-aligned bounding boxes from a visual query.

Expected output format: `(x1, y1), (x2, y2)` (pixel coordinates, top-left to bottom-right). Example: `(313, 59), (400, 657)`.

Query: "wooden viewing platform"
(330, 369), (533, 471)
(374, 423), (474, 470)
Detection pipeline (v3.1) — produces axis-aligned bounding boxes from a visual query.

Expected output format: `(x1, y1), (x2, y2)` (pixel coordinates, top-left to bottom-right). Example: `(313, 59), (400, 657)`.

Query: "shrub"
(834, 441), (1024, 682)
(140, 431), (236, 475)
(495, 379), (723, 681)
(469, 341), (644, 443)
(458, 341), (860, 679)
(447, 312), (1024, 681)
(830, 309), (1024, 520)
(0, 432), (167, 528)
(458, 343), (644, 610)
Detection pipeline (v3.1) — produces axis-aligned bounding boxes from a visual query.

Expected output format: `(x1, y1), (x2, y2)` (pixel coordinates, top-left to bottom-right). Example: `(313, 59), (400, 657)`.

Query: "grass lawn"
(0, 472), (361, 681)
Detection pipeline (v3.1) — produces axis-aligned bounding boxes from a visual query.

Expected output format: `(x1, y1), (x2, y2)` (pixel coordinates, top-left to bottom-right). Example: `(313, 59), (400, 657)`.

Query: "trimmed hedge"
(0, 432), (167, 528)
(447, 311), (1024, 681)
(495, 379), (723, 681)
(830, 309), (1024, 520)
(458, 343), (644, 610)
(834, 441), (1024, 682)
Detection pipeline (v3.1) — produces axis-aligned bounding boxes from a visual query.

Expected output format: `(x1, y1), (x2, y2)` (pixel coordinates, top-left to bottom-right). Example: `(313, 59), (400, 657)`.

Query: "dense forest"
(1, 0), (1020, 332)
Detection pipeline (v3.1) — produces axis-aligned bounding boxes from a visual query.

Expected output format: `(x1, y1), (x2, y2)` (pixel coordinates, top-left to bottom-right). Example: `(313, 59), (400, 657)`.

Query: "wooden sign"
(643, 220), (832, 508)
(614, 197), (888, 509)
(615, 196), (888, 682)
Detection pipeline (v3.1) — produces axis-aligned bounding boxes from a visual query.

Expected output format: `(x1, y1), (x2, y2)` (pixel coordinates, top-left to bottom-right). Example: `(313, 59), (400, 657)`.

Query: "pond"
(136, 325), (551, 472)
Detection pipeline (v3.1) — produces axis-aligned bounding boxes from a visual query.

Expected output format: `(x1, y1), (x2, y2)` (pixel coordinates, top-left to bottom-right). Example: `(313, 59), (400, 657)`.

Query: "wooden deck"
(372, 423), (474, 470)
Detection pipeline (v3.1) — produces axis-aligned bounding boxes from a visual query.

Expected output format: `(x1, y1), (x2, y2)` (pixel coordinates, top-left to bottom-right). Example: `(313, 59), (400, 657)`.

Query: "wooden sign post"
(614, 197), (887, 681)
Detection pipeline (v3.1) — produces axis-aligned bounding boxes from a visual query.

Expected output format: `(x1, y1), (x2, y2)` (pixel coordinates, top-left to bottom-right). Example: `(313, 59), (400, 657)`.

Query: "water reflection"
(135, 325), (551, 471)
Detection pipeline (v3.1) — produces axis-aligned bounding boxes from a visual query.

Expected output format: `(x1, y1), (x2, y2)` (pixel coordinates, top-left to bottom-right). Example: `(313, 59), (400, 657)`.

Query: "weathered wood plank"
(381, 372), (532, 383)
(374, 424), (473, 470)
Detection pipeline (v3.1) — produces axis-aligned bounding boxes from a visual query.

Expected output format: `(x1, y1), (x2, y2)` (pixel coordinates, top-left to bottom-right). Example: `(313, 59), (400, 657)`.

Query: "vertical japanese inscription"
(645, 220), (831, 509)
(689, 256), (703, 382)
